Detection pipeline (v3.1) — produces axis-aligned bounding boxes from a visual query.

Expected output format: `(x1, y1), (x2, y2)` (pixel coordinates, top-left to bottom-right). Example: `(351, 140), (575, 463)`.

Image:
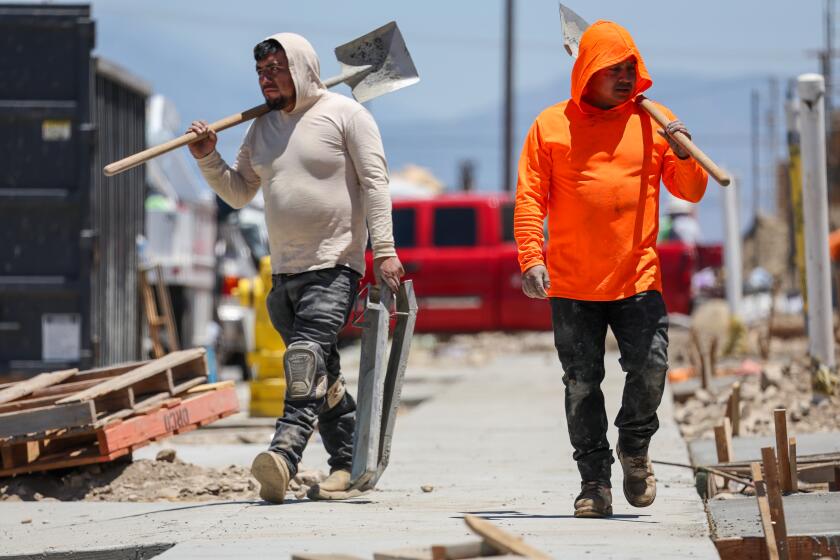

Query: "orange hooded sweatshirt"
(514, 20), (708, 301)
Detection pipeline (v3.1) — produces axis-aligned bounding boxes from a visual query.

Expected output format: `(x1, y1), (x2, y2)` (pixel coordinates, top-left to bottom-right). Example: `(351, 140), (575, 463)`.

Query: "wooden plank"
(690, 329), (708, 390)
(831, 466), (840, 492)
(774, 409), (793, 493)
(140, 268), (165, 359)
(97, 387), (239, 454)
(431, 541), (497, 559)
(714, 417), (734, 463)
(0, 401), (96, 438)
(187, 380), (235, 393)
(463, 515), (552, 560)
(57, 349), (205, 404)
(0, 369), (78, 405)
(292, 555), (366, 560)
(373, 547), (431, 560)
(0, 443), (130, 477)
(788, 437), (798, 492)
(727, 382), (741, 436)
(155, 263), (180, 353)
(750, 462), (780, 560)
(715, 535), (840, 560)
(760, 447), (789, 560)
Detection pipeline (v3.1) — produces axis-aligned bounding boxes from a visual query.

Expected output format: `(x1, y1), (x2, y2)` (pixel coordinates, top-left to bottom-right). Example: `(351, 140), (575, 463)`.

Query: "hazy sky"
(28, 0), (832, 241)
(85, 0), (826, 121)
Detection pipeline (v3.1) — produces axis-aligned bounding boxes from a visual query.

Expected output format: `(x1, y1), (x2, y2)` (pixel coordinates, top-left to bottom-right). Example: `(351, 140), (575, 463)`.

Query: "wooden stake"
(709, 335), (719, 381)
(788, 437), (798, 492)
(774, 408), (793, 492)
(761, 447), (789, 560)
(727, 382), (741, 436)
(713, 417), (734, 490)
(751, 462), (780, 560)
(690, 329), (708, 390)
(714, 417), (734, 463)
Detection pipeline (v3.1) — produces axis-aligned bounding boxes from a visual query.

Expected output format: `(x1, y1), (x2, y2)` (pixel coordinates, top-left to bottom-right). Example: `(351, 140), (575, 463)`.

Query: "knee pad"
(284, 341), (327, 401)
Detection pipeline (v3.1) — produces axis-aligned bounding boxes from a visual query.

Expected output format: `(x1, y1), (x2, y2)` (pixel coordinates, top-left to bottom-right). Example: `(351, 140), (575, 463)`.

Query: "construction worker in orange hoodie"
(514, 20), (708, 518)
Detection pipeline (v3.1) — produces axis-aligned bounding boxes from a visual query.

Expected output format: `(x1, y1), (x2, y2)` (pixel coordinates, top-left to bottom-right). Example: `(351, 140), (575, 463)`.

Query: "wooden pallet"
(0, 383), (239, 476)
(0, 349), (209, 441)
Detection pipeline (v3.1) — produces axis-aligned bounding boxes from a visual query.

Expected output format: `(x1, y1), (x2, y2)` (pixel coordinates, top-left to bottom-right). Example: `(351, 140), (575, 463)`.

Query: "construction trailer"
(143, 94), (217, 353)
(0, 4), (147, 376)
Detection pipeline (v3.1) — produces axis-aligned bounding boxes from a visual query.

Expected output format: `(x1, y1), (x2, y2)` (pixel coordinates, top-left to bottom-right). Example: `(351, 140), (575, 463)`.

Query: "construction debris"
(293, 515), (551, 560)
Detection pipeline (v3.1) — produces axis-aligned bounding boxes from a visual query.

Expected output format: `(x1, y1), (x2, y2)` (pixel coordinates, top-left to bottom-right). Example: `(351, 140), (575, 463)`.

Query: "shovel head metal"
(334, 21), (420, 104)
(559, 3), (590, 59)
(350, 280), (418, 491)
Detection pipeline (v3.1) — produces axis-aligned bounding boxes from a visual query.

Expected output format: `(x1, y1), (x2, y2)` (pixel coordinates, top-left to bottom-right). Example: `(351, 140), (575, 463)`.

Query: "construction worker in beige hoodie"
(188, 32), (404, 503)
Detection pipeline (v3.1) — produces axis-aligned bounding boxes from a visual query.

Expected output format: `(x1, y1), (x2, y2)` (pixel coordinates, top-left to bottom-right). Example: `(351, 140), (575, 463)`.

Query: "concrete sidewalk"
(0, 350), (716, 559)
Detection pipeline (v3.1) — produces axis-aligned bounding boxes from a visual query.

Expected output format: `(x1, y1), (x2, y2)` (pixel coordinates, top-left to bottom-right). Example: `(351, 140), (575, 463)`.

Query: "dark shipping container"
(0, 4), (149, 375)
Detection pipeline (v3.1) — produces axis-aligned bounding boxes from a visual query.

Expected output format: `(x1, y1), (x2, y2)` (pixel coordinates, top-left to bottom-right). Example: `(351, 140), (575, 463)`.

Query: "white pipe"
(722, 173), (743, 318)
(797, 73), (836, 368)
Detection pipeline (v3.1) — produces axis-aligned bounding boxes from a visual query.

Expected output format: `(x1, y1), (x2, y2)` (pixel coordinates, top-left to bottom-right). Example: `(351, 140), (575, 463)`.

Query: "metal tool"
(559, 4), (730, 187)
(103, 21), (419, 177)
(350, 280), (418, 492)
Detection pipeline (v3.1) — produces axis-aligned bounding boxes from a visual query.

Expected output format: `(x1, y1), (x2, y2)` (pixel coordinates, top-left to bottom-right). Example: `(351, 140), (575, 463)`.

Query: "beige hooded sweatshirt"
(196, 33), (396, 276)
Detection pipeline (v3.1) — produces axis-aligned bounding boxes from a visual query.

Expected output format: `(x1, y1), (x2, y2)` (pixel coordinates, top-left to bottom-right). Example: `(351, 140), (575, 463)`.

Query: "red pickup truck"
(361, 194), (720, 333)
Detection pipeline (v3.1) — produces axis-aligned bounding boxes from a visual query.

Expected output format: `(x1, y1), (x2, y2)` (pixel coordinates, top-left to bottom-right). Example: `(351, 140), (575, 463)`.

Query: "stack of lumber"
(0, 349), (239, 476)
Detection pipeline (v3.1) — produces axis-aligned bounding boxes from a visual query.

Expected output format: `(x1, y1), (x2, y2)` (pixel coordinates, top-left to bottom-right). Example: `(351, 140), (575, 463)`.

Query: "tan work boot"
(574, 481), (613, 518)
(307, 469), (369, 501)
(251, 451), (291, 504)
(617, 446), (656, 507)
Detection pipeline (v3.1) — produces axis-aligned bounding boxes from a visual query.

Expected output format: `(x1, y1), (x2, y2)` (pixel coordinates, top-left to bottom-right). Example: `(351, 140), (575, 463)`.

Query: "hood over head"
(263, 32), (326, 114)
(570, 20), (652, 109)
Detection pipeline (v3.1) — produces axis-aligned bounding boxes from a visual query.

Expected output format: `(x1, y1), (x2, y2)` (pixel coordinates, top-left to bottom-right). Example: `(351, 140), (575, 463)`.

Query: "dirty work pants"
(265, 266), (360, 477)
(550, 290), (669, 485)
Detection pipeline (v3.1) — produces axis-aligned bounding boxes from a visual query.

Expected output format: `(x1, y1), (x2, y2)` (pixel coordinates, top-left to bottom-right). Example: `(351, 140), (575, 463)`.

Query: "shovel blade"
(334, 21), (420, 104)
(559, 3), (590, 59)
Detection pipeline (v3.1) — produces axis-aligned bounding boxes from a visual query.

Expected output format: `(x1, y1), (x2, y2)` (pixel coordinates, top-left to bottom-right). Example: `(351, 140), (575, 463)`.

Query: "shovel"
(103, 21), (419, 177)
(560, 4), (730, 187)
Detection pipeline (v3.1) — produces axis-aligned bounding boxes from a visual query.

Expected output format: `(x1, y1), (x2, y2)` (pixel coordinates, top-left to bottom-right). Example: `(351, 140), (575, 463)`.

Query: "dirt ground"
(0, 449), (327, 503)
(670, 300), (840, 441)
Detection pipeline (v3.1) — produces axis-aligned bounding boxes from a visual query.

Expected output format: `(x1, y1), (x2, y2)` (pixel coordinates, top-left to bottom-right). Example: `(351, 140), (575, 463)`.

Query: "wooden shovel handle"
(637, 95), (730, 186)
(103, 103), (271, 177)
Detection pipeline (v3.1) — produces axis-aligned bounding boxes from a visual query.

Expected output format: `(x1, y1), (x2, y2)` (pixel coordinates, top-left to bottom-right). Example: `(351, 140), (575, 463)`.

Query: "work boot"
(617, 446), (656, 507)
(574, 481), (613, 518)
(251, 451), (291, 504)
(307, 469), (369, 501)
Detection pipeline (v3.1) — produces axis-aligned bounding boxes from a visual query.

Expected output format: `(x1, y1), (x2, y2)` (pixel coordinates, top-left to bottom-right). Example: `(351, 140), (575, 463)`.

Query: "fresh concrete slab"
(1, 350), (716, 559)
(708, 492), (840, 538)
(688, 431), (840, 466)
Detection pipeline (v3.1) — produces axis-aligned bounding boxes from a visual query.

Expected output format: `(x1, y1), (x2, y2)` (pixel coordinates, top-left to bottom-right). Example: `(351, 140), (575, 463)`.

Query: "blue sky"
(36, 0), (832, 241)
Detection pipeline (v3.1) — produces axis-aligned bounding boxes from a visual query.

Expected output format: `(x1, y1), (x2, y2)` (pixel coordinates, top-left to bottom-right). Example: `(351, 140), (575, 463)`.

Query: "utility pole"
(824, 0), (835, 132)
(798, 74), (835, 370)
(767, 77), (779, 215)
(751, 89), (761, 268)
(502, 0), (515, 192)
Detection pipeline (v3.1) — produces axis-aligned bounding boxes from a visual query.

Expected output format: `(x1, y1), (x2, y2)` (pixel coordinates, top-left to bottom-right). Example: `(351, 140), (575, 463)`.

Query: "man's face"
(257, 49), (296, 111)
(583, 58), (637, 109)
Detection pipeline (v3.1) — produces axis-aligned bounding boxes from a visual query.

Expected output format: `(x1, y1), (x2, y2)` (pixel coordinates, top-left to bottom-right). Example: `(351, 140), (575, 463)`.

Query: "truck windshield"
(434, 207), (477, 247)
(393, 208), (416, 248)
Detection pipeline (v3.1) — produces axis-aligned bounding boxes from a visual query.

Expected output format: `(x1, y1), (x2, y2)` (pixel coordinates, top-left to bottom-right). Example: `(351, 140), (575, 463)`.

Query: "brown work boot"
(617, 446), (656, 507)
(251, 451), (291, 504)
(307, 469), (369, 501)
(574, 481), (613, 518)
